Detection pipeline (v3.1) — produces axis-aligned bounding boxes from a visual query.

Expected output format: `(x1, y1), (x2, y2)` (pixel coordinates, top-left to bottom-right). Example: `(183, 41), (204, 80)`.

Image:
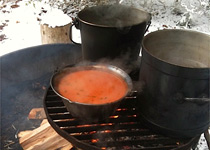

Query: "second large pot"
(138, 29), (210, 138)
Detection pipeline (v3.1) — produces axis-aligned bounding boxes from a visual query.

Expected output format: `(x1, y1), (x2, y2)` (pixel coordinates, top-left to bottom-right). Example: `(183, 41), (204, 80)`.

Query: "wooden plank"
(29, 133), (72, 150)
(18, 119), (72, 150)
(18, 130), (33, 138)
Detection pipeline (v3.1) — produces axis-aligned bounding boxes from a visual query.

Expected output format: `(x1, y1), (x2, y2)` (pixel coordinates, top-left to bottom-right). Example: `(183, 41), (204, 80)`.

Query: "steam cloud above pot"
(70, 4), (151, 76)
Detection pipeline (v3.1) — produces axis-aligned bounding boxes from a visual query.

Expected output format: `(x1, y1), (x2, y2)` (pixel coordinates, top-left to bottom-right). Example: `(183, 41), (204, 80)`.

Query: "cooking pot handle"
(144, 21), (151, 34)
(69, 18), (81, 45)
(184, 97), (210, 104)
(173, 93), (210, 105)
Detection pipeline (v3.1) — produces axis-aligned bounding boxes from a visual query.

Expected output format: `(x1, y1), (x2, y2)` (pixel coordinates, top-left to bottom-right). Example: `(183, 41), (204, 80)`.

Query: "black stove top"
(44, 87), (200, 150)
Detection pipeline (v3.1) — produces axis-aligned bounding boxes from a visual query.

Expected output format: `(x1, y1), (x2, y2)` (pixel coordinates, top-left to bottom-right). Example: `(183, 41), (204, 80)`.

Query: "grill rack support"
(44, 87), (200, 150)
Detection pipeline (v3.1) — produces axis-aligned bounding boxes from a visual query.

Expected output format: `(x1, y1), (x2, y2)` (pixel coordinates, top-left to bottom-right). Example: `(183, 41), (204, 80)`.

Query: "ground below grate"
(43, 87), (199, 150)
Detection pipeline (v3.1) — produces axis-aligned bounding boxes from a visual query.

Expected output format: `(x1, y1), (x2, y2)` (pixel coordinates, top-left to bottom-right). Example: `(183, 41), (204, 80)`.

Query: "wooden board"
(18, 108), (72, 150)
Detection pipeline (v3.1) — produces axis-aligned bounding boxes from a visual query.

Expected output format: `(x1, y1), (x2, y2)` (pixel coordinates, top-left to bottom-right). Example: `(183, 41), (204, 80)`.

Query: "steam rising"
(79, 4), (150, 27)
(75, 50), (144, 93)
(76, 50), (138, 76)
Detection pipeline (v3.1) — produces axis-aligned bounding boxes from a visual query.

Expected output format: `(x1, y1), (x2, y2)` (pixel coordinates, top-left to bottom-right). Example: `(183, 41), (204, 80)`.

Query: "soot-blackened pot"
(138, 29), (210, 138)
(51, 64), (132, 123)
(70, 4), (151, 63)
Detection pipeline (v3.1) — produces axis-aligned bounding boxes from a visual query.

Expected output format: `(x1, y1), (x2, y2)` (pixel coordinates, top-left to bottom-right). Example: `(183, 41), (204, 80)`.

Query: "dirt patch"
(0, 23), (8, 41)
(0, 34), (7, 41)
(0, 23), (7, 30)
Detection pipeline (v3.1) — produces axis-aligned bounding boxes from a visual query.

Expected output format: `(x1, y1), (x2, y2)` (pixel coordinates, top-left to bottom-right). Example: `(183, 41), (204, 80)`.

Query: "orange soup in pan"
(55, 69), (128, 104)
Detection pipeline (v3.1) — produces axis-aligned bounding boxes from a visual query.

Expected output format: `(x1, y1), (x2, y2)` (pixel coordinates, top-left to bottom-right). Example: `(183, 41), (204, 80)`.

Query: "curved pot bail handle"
(173, 93), (210, 105)
(144, 20), (151, 34)
(184, 97), (210, 104)
(70, 18), (81, 45)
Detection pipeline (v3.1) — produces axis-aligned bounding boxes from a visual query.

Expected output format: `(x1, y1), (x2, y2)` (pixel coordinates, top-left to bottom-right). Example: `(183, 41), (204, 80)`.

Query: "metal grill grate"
(44, 87), (199, 150)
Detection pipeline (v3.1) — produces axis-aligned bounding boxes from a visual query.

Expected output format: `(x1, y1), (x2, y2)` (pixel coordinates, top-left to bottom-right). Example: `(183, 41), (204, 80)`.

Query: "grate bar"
(47, 107), (67, 113)
(45, 101), (64, 107)
(44, 87), (199, 150)
(61, 122), (143, 134)
(49, 114), (72, 120)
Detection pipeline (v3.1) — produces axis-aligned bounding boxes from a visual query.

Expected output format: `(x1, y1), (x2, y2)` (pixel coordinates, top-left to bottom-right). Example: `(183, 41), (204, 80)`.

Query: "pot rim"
(142, 29), (210, 70)
(77, 4), (151, 28)
(50, 63), (133, 106)
(141, 29), (210, 79)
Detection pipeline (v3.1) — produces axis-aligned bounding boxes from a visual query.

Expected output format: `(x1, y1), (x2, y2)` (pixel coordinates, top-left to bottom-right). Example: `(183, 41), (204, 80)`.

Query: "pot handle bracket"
(69, 18), (81, 45)
(173, 93), (210, 105)
(144, 20), (151, 34)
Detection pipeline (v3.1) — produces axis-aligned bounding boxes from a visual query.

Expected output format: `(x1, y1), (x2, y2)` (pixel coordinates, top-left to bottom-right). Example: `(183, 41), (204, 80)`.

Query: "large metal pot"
(51, 64), (132, 123)
(138, 29), (210, 138)
(70, 4), (151, 63)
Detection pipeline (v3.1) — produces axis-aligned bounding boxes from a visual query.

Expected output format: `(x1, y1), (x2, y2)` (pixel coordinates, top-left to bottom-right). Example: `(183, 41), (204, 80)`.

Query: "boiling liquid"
(56, 70), (127, 104)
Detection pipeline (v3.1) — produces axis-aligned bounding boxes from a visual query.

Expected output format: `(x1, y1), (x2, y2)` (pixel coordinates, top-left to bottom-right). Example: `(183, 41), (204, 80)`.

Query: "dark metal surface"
(50, 64), (133, 123)
(139, 29), (210, 138)
(44, 87), (199, 150)
(142, 29), (210, 79)
(71, 4), (151, 62)
(0, 44), (82, 150)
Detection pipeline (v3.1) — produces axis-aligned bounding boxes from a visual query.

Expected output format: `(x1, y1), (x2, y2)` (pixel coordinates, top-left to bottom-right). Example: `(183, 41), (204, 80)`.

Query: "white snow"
(0, 0), (209, 56)
(0, 0), (210, 56)
(39, 7), (72, 28)
(0, 0), (72, 55)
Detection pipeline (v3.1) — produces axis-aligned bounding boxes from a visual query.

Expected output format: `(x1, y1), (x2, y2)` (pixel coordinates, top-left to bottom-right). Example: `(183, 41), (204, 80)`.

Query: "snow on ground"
(0, 0), (209, 56)
(0, 0), (209, 149)
(0, 0), (42, 55)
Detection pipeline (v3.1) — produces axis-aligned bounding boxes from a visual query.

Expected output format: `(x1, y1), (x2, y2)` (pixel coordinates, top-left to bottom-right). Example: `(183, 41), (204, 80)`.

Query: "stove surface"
(44, 87), (200, 150)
